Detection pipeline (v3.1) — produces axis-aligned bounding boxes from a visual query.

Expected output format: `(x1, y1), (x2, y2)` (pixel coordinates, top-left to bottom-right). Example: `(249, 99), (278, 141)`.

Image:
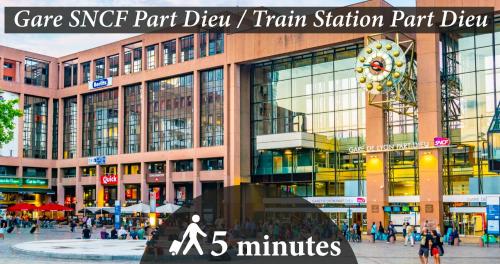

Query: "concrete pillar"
(193, 70), (200, 148)
(57, 168), (64, 204)
(193, 33), (200, 59)
(75, 166), (83, 211)
(193, 158), (201, 199)
(18, 61), (25, 84)
(224, 64), (231, 186)
(117, 164), (125, 206)
(140, 162), (149, 203)
(239, 65), (252, 183)
(158, 42), (164, 67)
(58, 62), (64, 89)
(0, 57), (4, 80)
(165, 160), (175, 203)
(140, 81), (148, 152)
(117, 86), (124, 155)
(176, 37), (181, 63)
(365, 93), (388, 228)
(96, 165), (103, 207)
(416, 33), (443, 230)
(119, 46), (125, 76)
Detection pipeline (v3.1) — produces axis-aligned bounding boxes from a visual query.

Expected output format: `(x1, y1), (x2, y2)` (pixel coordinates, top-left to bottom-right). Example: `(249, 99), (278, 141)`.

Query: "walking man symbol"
(169, 214), (207, 255)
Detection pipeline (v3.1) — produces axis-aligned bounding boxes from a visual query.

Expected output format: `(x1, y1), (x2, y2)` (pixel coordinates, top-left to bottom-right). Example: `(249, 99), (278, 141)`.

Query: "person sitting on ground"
(110, 227), (118, 239)
(100, 227), (109, 239)
(118, 226), (128, 239)
(130, 227), (138, 240)
(137, 226), (145, 240)
(82, 225), (91, 239)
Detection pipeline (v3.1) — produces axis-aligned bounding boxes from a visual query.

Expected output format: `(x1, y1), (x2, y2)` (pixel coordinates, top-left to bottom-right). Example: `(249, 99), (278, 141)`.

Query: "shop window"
(174, 160), (193, 172)
(123, 164), (141, 175)
(0, 166), (16, 177)
(201, 158), (224, 170)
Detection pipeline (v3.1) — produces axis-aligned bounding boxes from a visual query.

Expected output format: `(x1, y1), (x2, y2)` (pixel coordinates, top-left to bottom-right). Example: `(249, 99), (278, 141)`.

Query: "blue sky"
(0, 0), (416, 57)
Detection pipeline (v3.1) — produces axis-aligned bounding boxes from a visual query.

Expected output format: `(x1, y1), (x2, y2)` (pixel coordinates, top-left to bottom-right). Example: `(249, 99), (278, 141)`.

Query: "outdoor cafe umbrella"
(37, 203), (73, 212)
(7, 203), (37, 212)
(155, 203), (180, 214)
(121, 203), (150, 214)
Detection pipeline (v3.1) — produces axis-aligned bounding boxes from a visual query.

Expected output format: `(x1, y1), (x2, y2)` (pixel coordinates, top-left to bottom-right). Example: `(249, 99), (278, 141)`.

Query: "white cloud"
(0, 0), (414, 57)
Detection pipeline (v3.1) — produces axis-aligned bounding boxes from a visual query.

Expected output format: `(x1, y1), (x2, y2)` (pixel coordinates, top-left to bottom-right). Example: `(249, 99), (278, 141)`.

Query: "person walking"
(387, 221), (396, 243)
(418, 228), (433, 264)
(402, 222), (408, 241)
(370, 222), (377, 243)
(378, 221), (384, 240)
(430, 230), (443, 264)
(405, 225), (415, 246)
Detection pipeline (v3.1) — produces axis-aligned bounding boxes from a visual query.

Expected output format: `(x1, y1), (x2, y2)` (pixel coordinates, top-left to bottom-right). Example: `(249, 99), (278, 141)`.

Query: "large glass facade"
(251, 44), (366, 197)
(82, 89), (119, 157)
(200, 68), (224, 147)
(441, 25), (500, 195)
(23, 95), (48, 159)
(63, 97), (77, 159)
(124, 84), (141, 153)
(148, 74), (193, 151)
(24, 58), (49, 87)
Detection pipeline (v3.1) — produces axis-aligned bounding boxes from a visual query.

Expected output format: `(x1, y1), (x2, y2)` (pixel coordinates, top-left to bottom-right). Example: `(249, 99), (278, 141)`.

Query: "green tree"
(0, 91), (23, 148)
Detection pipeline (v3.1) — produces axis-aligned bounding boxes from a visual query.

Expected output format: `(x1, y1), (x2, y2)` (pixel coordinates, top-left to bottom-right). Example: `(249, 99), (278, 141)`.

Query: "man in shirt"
(418, 228), (433, 264)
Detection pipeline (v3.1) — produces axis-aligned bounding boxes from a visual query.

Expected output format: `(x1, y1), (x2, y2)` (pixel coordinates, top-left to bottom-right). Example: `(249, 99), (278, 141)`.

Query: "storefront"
(125, 184), (141, 205)
(0, 177), (53, 208)
(174, 183), (193, 206)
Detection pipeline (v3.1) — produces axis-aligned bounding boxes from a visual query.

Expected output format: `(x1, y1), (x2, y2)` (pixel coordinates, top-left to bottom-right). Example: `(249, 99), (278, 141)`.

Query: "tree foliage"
(0, 91), (23, 148)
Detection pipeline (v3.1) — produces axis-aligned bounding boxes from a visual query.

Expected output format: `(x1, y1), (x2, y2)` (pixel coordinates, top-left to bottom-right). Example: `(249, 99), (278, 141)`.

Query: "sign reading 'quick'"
(88, 77), (112, 90)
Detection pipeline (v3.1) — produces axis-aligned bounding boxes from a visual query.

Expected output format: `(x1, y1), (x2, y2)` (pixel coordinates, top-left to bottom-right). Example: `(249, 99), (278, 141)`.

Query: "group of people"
(342, 221), (363, 242)
(81, 224), (155, 240)
(369, 221), (398, 243)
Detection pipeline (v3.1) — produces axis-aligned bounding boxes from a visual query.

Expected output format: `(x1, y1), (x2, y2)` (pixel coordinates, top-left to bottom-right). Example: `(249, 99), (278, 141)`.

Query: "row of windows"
(63, 33), (224, 88)
(23, 95), (48, 159)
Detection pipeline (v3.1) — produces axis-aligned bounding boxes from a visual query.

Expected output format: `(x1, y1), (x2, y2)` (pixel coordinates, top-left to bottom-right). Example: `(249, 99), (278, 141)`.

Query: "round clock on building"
(355, 39), (406, 94)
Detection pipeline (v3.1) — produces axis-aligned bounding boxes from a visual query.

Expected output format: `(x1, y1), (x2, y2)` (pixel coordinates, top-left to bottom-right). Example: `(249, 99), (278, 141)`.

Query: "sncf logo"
(434, 137), (450, 147)
(169, 214), (342, 257)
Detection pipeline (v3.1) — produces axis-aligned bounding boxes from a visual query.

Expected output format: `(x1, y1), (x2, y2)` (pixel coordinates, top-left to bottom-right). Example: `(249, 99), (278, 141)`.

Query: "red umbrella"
(38, 203), (73, 212)
(7, 203), (37, 212)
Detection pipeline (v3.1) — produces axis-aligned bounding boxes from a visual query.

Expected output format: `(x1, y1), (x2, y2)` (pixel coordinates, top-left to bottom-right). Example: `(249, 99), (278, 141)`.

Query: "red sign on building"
(101, 174), (118, 185)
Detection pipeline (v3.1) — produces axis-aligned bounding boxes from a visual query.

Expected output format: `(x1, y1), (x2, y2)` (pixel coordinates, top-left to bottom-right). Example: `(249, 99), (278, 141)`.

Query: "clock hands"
(364, 62), (390, 72)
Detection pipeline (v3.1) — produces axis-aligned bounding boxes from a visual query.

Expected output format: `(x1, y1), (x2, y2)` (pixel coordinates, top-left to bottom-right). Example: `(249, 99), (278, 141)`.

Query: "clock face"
(355, 39), (406, 94)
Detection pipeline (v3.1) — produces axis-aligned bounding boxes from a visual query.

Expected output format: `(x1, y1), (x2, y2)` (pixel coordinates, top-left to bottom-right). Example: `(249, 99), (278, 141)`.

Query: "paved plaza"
(0, 228), (498, 264)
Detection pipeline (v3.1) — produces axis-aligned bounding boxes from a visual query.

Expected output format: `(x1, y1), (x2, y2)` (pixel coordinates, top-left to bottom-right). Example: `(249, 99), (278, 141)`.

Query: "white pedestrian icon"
(169, 214), (207, 255)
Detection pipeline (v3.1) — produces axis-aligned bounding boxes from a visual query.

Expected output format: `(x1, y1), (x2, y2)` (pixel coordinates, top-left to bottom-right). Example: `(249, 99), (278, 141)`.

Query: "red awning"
(7, 203), (37, 212)
(37, 203), (73, 212)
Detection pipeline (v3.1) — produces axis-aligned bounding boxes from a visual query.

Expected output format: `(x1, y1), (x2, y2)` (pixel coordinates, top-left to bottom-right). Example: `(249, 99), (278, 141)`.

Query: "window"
(180, 35), (194, 62)
(52, 99), (59, 159)
(82, 61), (90, 83)
(148, 162), (164, 174)
(209, 32), (224, 55)
(124, 50), (132, 74)
(148, 74), (193, 151)
(63, 60), (78, 87)
(23, 167), (47, 178)
(82, 89), (119, 157)
(124, 84), (141, 153)
(163, 40), (176, 65)
(3, 62), (13, 68)
(133, 48), (142, 73)
(62, 168), (76, 178)
(108, 54), (119, 77)
(63, 97), (77, 159)
(146, 45), (156, 70)
(24, 58), (49, 87)
(173, 160), (193, 172)
(23, 95), (48, 159)
(3, 76), (13, 81)
(0, 166), (16, 176)
(199, 32), (207, 58)
(94, 58), (105, 79)
(123, 164), (140, 175)
(201, 68), (224, 147)
(201, 158), (224, 170)
(81, 167), (96, 177)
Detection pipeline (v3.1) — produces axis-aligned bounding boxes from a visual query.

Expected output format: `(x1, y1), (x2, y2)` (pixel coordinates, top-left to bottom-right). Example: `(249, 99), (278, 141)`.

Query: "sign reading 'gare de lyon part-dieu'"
(348, 137), (451, 154)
